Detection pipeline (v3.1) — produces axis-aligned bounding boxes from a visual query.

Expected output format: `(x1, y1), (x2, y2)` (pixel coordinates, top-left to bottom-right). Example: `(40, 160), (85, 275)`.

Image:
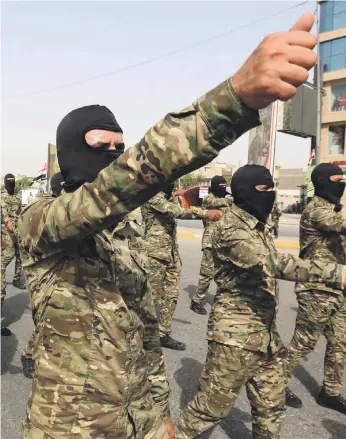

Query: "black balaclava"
(57, 105), (124, 192)
(163, 183), (175, 200)
(50, 172), (64, 198)
(210, 175), (227, 198)
(231, 164), (275, 224)
(4, 173), (15, 195)
(311, 163), (345, 208)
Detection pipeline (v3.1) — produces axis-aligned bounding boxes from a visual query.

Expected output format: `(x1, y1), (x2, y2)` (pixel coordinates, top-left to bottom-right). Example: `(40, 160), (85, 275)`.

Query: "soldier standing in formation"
(141, 185), (222, 350)
(1, 203), (14, 336)
(175, 164), (346, 439)
(271, 202), (282, 238)
(18, 12), (319, 439)
(1, 173), (26, 335)
(190, 175), (232, 315)
(285, 163), (346, 414)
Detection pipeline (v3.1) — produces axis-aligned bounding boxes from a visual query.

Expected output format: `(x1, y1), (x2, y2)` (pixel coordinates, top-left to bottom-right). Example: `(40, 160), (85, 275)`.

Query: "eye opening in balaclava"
(57, 105), (124, 192)
(210, 175), (227, 198)
(4, 173), (16, 195)
(311, 162), (345, 208)
(231, 164), (276, 224)
(50, 172), (65, 198)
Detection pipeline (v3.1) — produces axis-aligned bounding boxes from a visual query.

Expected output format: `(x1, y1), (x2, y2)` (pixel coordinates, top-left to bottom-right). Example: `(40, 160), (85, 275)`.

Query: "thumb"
(289, 12), (315, 32)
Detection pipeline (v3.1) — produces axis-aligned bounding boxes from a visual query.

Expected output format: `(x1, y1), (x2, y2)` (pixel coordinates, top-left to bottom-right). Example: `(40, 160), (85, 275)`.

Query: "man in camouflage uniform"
(18, 14), (318, 438)
(141, 186), (222, 350)
(190, 175), (232, 315)
(285, 163), (346, 414)
(1, 205), (14, 336)
(1, 174), (25, 302)
(175, 165), (346, 439)
(271, 202), (281, 238)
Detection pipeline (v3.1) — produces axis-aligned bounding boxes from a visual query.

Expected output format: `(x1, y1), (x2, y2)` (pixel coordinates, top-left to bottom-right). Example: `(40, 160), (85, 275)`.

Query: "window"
(321, 37), (346, 72)
(328, 125), (345, 155)
(330, 83), (346, 111)
(320, 1), (346, 32)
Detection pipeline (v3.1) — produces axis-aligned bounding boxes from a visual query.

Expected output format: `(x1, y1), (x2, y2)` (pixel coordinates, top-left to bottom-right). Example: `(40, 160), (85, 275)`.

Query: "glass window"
(330, 54), (346, 71)
(333, 12), (346, 31)
(321, 41), (332, 59)
(328, 125), (345, 155)
(330, 83), (346, 112)
(320, 13), (334, 32)
(331, 37), (346, 56)
(322, 56), (331, 72)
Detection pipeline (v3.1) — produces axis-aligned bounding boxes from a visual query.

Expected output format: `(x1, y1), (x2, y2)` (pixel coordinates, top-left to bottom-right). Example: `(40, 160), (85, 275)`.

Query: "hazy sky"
(1, 0), (316, 177)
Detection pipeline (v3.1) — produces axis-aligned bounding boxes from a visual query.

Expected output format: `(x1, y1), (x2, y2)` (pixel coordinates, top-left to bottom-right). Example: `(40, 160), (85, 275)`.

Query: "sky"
(1, 0), (316, 177)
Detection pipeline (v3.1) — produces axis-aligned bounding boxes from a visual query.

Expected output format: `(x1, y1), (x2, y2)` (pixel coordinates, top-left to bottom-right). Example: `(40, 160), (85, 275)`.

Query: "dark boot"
(1, 325), (12, 336)
(21, 355), (35, 379)
(190, 300), (207, 315)
(13, 279), (26, 290)
(286, 388), (303, 408)
(316, 388), (346, 414)
(160, 335), (186, 351)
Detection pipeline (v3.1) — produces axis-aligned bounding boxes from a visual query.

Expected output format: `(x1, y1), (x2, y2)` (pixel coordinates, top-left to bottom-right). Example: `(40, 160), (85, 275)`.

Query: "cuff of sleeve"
(197, 77), (261, 150)
(324, 264), (344, 290)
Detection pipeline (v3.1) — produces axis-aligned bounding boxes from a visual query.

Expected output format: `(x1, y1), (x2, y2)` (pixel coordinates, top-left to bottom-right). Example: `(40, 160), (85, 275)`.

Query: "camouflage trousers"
(175, 341), (286, 439)
(192, 248), (215, 304)
(285, 291), (346, 396)
(147, 250), (181, 336)
(22, 416), (169, 439)
(1, 232), (22, 302)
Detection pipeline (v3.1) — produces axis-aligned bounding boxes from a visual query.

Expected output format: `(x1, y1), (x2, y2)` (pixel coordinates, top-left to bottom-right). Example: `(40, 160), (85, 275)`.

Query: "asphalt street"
(1, 234), (345, 439)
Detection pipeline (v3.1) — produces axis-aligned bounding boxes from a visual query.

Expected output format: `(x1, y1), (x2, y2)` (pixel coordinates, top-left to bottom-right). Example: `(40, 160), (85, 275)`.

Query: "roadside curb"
(177, 230), (299, 250)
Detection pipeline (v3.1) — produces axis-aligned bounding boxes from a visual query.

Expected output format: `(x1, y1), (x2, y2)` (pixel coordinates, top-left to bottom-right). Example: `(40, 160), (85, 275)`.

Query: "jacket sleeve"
(148, 195), (207, 220)
(202, 196), (232, 209)
(19, 79), (260, 251)
(310, 207), (346, 235)
(135, 280), (171, 421)
(215, 226), (344, 290)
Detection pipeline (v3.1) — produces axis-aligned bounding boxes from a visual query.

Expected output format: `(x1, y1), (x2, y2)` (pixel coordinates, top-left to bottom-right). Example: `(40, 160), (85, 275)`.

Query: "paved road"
(178, 214), (299, 239)
(1, 237), (345, 439)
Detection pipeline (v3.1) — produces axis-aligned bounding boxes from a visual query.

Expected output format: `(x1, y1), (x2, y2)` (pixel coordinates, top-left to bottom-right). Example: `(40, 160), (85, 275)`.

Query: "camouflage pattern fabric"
(207, 204), (344, 354)
(175, 341), (286, 439)
(176, 203), (345, 439)
(141, 193), (207, 336)
(193, 193), (232, 303)
(18, 80), (260, 438)
(1, 190), (23, 296)
(270, 206), (281, 239)
(285, 291), (346, 396)
(285, 196), (346, 395)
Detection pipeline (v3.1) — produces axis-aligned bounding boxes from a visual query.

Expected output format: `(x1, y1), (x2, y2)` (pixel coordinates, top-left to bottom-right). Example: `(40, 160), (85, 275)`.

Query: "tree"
(15, 177), (34, 194)
(175, 172), (202, 190)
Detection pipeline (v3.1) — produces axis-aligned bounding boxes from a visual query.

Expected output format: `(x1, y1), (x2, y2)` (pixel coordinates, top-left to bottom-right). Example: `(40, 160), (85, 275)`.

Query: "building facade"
(319, 0), (346, 206)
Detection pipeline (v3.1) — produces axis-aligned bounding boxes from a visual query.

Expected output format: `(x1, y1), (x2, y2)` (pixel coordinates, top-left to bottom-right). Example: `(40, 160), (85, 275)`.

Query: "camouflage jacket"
(141, 193), (207, 262)
(296, 196), (346, 295)
(1, 189), (21, 231)
(208, 204), (344, 353)
(201, 193), (232, 249)
(271, 207), (282, 223)
(18, 79), (260, 438)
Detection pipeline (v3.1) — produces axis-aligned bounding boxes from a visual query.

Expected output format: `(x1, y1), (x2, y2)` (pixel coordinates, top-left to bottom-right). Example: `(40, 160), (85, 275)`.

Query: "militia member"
(285, 163), (346, 414)
(141, 186), (221, 350)
(1, 205), (14, 336)
(271, 202), (282, 238)
(190, 175), (232, 315)
(175, 165), (346, 439)
(19, 13), (318, 439)
(1, 173), (25, 303)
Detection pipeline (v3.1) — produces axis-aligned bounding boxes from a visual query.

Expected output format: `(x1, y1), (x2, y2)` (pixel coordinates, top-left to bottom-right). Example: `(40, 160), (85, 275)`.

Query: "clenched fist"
(206, 209), (223, 221)
(232, 13), (317, 110)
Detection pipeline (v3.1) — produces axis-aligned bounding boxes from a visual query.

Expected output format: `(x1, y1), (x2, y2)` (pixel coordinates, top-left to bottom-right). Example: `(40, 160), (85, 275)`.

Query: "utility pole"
(315, 0), (322, 165)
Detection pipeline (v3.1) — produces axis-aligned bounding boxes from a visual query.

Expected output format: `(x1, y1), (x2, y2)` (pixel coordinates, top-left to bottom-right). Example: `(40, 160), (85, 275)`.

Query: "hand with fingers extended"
(232, 13), (317, 110)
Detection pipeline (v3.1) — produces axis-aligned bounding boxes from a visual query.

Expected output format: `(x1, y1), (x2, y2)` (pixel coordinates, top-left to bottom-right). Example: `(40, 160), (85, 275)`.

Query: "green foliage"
(15, 177), (33, 194)
(175, 172), (202, 190)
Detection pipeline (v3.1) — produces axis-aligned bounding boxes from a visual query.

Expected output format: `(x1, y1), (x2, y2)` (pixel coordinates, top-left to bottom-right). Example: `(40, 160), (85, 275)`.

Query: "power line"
(4, 1), (309, 99)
